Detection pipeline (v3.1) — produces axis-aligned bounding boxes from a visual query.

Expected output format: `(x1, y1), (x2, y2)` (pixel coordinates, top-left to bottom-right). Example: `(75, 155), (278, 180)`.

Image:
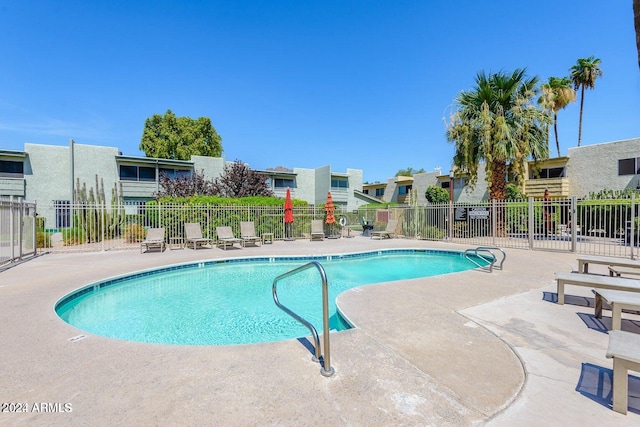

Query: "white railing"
(31, 196), (639, 259)
(0, 196), (37, 267)
(35, 202), (346, 252)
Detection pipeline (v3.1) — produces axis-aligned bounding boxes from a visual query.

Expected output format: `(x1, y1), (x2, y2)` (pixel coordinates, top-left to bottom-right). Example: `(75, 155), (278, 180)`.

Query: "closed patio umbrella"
(284, 187), (294, 240)
(325, 192), (336, 225)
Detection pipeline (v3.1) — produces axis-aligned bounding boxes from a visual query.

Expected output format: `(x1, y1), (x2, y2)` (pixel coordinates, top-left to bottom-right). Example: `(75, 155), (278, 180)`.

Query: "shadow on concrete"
(575, 362), (640, 415)
(542, 291), (593, 307)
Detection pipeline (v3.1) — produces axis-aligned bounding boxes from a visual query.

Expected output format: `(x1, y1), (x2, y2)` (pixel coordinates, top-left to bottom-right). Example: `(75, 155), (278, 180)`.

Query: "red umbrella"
(284, 188), (294, 239)
(325, 192), (336, 225)
(284, 188), (294, 223)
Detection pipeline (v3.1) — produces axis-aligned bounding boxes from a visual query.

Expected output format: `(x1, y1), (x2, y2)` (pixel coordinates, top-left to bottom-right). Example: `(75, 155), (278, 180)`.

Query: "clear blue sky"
(1, 0), (638, 183)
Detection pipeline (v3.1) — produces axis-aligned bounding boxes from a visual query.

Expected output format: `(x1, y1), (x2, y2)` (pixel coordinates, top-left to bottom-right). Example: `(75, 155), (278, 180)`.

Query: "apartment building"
(0, 141), (369, 227)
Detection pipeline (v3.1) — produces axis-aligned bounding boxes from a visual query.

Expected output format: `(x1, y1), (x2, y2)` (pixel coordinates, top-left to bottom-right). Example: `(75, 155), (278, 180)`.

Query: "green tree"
(424, 185), (450, 204)
(395, 167), (426, 177)
(505, 183), (526, 201)
(446, 69), (550, 201)
(538, 76), (575, 157)
(570, 56), (603, 147)
(139, 109), (223, 160)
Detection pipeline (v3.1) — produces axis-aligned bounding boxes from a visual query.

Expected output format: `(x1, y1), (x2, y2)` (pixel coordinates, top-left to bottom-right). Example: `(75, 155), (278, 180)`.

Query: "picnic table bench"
(555, 272), (640, 305)
(608, 265), (640, 277)
(606, 330), (640, 414)
(593, 288), (640, 330)
(577, 255), (640, 274)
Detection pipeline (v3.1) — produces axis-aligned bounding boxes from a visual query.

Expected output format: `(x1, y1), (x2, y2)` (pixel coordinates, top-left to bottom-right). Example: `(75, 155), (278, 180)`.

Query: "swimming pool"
(56, 249), (485, 346)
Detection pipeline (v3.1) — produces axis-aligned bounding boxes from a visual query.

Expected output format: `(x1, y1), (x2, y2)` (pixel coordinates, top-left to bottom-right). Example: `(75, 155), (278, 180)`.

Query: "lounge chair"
(310, 220), (324, 241)
(184, 223), (213, 250)
(216, 226), (243, 250)
(140, 227), (165, 253)
(371, 219), (398, 239)
(240, 221), (261, 247)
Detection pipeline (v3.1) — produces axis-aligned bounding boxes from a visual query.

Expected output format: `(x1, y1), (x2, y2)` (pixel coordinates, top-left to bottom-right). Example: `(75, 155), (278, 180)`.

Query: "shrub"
(425, 186), (450, 204)
(124, 224), (146, 243)
(422, 226), (446, 240)
(62, 227), (85, 246)
(36, 231), (51, 248)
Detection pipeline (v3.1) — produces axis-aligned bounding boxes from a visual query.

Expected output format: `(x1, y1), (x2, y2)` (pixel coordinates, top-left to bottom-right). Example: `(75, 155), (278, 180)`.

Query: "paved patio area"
(1, 237), (638, 426)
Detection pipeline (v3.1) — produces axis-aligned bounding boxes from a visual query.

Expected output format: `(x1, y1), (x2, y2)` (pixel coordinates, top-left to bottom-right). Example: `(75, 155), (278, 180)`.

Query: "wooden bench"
(555, 272), (640, 305)
(606, 330), (640, 414)
(593, 289), (640, 330)
(609, 265), (640, 277)
(577, 255), (640, 274)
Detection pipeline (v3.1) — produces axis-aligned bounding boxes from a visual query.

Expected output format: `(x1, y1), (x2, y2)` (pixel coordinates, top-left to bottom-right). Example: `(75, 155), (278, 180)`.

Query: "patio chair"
(371, 219), (398, 239)
(140, 227), (166, 253)
(184, 223), (212, 250)
(216, 226), (243, 250)
(240, 221), (261, 247)
(310, 220), (324, 241)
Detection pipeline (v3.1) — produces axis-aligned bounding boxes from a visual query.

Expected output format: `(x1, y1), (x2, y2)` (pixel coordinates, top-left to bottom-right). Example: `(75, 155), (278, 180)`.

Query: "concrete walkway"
(0, 237), (638, 426)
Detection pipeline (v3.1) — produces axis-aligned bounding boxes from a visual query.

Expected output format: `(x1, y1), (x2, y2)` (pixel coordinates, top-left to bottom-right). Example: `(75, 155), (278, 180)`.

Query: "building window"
(139, 167), (156, 181)
(375, 188), (384, 197)
(159, 168), (192, 179)
(54, 200), (71, 229)
(441, 181), (450, 189)
(0, 160), (24, 178)
(119, 165), (157, 181)
(331, 178), (348, 189)
(274, 178), (295, 188)
(530, 167), (566, 179)
(618, 158), (640, 176)
(398, 185), (412, 195)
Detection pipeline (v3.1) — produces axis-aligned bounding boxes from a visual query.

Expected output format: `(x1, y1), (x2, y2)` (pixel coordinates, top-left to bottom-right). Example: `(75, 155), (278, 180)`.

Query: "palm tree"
(446, 69), (550, 202)
(570, 56), (603, 147)
(539, 76), (576, 157)
(635, 0), (640, 69)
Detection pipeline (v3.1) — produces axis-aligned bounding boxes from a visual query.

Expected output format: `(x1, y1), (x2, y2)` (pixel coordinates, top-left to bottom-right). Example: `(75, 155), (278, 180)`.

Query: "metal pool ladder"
(272, 261), (335, 377)
(464, 246), (506, 272)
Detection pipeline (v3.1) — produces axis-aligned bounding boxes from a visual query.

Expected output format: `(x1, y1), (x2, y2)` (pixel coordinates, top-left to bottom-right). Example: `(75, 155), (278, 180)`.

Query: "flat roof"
(116, 155), (193, 167)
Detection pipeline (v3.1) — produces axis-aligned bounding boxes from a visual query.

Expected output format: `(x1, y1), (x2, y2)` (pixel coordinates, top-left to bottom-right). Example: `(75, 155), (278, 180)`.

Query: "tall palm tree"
(635, 0), (640, 69)
(570, 56), (603, 147)
(539, 76), (576, 157)
(447, 69), (550, 201)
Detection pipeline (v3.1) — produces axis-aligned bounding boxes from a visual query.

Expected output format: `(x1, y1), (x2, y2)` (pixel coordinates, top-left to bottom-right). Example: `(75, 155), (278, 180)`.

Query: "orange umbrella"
(325, 192), (336, 225)
(284, 188), (294, 223)
(284, 188), (294, 239)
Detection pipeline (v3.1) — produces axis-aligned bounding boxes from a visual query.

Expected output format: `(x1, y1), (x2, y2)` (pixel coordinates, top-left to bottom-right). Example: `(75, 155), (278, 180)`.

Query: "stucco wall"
(314, 165), (331, 203)
(567, 138), (640, 197)
(412, 172), (439, 204)
(346, 168), (364, 210)
(289, 168), (313, 203)
(192, 155), (226, 181)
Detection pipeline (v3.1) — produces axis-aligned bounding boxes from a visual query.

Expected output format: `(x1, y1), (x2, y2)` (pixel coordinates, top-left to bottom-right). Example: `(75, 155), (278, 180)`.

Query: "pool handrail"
(464, 246), (506, 272)
(272, 261), (335, 377)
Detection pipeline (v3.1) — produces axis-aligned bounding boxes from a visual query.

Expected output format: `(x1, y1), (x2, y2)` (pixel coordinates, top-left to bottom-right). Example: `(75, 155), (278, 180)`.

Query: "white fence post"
(631, 194), (636, 260)
(527, 197), (534, 250)
(570, 196), (577, 253)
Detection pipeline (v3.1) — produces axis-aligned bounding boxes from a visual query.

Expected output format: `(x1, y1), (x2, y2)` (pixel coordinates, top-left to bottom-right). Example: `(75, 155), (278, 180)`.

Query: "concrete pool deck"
(1, 237), (639, 426)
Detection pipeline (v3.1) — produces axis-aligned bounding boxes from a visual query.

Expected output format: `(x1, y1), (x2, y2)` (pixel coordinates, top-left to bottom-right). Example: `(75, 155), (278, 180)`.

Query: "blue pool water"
(56, 249), (483, 346)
